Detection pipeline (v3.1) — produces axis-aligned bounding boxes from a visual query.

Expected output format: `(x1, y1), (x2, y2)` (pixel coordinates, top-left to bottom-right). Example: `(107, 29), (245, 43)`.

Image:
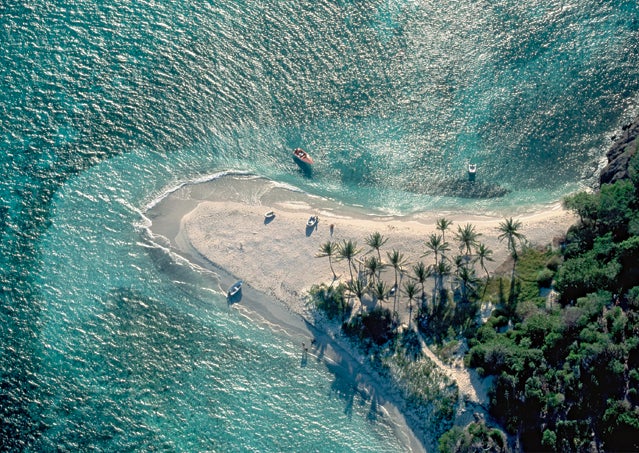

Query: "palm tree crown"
(433, 260), (452, 293)
(373, 280), (389, 305)
(365, 231), (388, 262)
(436, 217), (453, 243)
(424, 233), (450, 266)
(455, 223), (481, 257)
(497, 217), (525, 260)
(475, 242), (494, 280)
(386, 249), (407, 288)
(363, 255), (384, 286)
(387, 248), (407, 316)
(338, 239), (362, 282)
(403, 280), (418, 327)
(456, 265), (479, 303)
(412, 261), (429, 303)
(316, 241), (339, 279)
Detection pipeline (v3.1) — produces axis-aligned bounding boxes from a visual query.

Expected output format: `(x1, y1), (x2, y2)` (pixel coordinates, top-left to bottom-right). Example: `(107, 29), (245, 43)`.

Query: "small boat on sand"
(264, 210), (275, 219)
(227, 280), (243, 297)
(293, 148), (314, 165)
(306, 215), (318, 228)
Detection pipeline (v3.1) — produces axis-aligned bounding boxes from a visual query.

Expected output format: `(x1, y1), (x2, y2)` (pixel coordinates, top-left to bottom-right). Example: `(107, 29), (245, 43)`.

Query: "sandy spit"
(145, 174), (578, 451)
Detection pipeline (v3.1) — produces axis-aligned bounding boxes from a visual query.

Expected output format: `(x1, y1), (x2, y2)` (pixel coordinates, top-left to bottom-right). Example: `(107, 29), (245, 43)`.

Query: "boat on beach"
(227, 280), (243, 297)
(264, 210), (275, 219)
(306, 215), (318, 228)
(293, 148), (314, 165)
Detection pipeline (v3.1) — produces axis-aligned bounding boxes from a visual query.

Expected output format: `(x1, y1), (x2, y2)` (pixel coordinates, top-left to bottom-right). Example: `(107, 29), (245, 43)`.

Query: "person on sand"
(329, 224), (334, 236)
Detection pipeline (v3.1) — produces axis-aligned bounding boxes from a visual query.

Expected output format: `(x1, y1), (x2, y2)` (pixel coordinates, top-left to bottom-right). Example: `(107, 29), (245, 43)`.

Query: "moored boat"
(468, 163), (477, 181)
(227, 280), (243, 297)
(293, 148), (314, 165)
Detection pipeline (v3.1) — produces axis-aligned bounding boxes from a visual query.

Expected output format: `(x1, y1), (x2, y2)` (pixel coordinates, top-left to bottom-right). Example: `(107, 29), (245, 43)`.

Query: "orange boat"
(293, 148), (314, 165)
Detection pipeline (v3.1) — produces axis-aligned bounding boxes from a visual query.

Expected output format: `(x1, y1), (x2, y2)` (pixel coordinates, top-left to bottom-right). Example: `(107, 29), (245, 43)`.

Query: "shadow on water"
(227, 289), (243, 305)
(292, 157), (313, 178)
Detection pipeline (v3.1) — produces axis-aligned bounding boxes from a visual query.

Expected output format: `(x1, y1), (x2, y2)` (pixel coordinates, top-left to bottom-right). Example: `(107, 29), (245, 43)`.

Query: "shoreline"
(144, 174), (578, 451)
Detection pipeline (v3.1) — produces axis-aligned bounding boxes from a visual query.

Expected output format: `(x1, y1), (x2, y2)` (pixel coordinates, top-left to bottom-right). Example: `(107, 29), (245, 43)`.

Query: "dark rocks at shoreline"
(600, 117), (639, 186)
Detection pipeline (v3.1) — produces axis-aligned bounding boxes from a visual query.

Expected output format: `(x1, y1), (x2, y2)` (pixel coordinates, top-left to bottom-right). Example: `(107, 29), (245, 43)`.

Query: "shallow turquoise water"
(1, 0), (639, 450)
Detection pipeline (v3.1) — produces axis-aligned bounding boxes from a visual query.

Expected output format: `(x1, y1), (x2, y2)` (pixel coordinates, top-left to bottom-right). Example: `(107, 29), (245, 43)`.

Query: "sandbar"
(144, 173), (578, 451)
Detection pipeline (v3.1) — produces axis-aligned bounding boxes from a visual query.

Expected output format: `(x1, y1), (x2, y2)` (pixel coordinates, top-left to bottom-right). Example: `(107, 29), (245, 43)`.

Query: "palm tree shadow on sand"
(300, 319), (385, 421)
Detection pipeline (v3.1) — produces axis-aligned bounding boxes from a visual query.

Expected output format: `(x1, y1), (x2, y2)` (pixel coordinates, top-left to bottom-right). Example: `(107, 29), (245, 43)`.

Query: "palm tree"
(316, 241), (339, 280)
(497, 218), (525, 261)
(455, 223), (481, 258)
(403, 280), (418, 327)
(347, 278), (367, 313)
(338, 239), (362, 282)
(436, 217), (453, 243)
(365, 231), (388, 262)
(386, 249), (406, 293)
(474, 242), (494, 280)
(452, 254), (465, 273)
(423, 233), (449, 266)
(412, 261), (429, 304)
(372, 280), (389, 305)
(433, 260), (452, 295)
(387, 248), (407, 316)
(363, 256), (384, 286)
(456, 265), (479, 304)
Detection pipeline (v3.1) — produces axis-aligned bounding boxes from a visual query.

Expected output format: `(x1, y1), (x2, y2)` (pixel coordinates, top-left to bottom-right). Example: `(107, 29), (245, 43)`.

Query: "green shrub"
(541, 429), (557, 451)
(546, 254), (562, 271)
(536, 268), (554, 288)
(344, 307), (394, 345)
(309, 283), (350, 319)
(628, 286), (639, 308)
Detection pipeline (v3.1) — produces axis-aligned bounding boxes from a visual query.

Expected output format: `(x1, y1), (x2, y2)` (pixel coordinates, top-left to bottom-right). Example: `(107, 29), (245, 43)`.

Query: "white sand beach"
(145, 174), (578, 451)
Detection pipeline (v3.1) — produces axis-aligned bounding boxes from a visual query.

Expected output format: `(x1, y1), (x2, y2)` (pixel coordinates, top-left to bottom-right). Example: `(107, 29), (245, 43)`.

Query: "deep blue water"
(1, 0), (639, 450)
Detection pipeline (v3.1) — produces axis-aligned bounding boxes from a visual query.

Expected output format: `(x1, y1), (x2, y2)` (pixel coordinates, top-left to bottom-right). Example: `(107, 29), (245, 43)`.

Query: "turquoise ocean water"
(2, 0), (639, 450)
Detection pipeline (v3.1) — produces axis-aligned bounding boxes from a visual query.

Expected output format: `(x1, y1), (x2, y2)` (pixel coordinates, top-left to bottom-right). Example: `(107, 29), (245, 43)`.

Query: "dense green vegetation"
(438, 417), (508, 452)
(308, 220), (518, 448)
(465, 152), (639, 452)
(307, 153), (639, 452)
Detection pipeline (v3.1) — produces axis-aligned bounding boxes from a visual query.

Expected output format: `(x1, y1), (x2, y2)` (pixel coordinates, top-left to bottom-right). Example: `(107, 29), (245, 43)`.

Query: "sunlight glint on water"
(1, 0), (638, 450)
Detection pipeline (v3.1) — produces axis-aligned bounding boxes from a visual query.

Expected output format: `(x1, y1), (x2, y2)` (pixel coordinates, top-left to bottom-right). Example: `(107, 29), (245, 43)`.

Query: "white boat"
(468, 163), (477, 181)
(306, 215), (318, 227)
(227, 280), (243, 297)
(264, 210), (275, 219)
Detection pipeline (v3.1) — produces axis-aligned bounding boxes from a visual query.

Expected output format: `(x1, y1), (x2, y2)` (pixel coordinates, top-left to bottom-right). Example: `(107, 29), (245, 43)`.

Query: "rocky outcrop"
(600, 118), (639, 186)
